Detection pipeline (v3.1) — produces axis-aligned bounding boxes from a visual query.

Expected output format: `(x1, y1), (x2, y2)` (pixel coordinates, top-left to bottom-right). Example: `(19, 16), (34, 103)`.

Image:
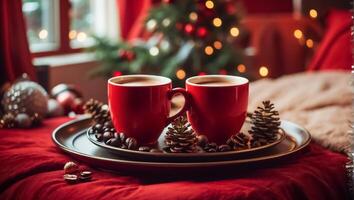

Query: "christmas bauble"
(15, 113), (32, 128)
(2, 79), (48, 118)
(196, 27), (207, 38)
(47, 99), (65, 117)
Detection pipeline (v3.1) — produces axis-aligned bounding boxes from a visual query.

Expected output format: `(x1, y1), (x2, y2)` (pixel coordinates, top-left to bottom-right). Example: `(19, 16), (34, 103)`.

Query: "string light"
(237, 64), (246, 73)
(306, 39), (314, 48)
(293, 29), (303, 39)
(259, 66), (269, 77)
(205, 0), (214, 9)
(176, 69), (186, 80)
(77, 32), (87, 42)
(38, 29), (48, 40)
(162, 18), (171, 27)
(204, 46), (214, 55)
(146, 19), (157, 31)
(149, 46), (159, 56)
(230, 27), (239, 37)
(213, 18), (222, 27)
(309, 9), (318, 19)
(189, 12), (198, 21)
(213, 41), (222, 49)
(69, 30), (77, 40)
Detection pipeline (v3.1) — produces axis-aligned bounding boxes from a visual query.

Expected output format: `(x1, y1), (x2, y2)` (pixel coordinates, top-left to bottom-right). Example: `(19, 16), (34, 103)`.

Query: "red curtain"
(0, 0), (36, 85)
(117, 0), (154, 41)
(307, 10), (352, 71)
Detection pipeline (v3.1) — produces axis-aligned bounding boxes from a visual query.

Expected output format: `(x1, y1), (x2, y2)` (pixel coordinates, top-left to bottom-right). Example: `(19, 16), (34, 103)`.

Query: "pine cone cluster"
(249, 101), (280, 147)
(0, 113), (16, 128)
(227, 132), (250, 150)
(164, 116), (198, 153)
(83, 99), (111, 124)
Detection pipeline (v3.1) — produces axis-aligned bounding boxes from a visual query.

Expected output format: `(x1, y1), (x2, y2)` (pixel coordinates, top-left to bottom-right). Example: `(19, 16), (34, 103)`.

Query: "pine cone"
(83, 99), (111, 124)
(164, 116), (197, 153)
(0, 113), (16, 128)
(226, 132), (250, 150)
(249, 101), (280, 147)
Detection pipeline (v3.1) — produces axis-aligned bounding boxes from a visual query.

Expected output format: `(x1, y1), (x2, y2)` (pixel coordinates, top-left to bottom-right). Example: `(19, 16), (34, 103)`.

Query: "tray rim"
(52, 116), (311, 167)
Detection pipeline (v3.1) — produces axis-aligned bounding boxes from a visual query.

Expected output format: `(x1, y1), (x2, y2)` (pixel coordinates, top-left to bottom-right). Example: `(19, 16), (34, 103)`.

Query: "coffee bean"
(80, 171), (92, 177)
(150, 148), (163, 153)
(121, 144), (127, 149)
(206, 148), (217, 153)
(119, 132), (126, 142)
(103, 132), (113, 142)
(218, 144), (231, 152)
(107, 138), (121, 147)
(93, 124), (103, 132)
(64, 174), (78, 184)
(63, 161), (79, 174)
(125, 137), (138, 150)
(138, 146), (151, 152)
(103, 128), (111, 132)
(88, 128), (94, 134)
(95, 133), (103, 141)
(207, 142), (217, 149)
(79, 175), (92, 182)
(104, 121), (112, 128)
(197, 135), (208, 147)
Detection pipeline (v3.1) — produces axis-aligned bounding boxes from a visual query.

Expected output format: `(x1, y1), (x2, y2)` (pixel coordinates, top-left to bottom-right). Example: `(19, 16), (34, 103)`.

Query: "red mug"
(108, 75), (189, 145)
(186, 75), (249, 144)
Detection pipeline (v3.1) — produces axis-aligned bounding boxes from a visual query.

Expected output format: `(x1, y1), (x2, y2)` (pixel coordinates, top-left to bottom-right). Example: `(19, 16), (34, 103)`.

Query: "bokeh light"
(309, 9), (318, 19)
(38, 29), (48, 40)
(213, 41), (222, 49)
(204, 46), (214, 55)
(205, 1), (214, 9)
(176, 69), (186, 80)
(306, 39), (314, 48)
(237, 64), (246, 73)
(293, 29), (303, 39)
(230, 27), (239, 37)
(213, 18), (222, 27)
(259, 66), (269, 77)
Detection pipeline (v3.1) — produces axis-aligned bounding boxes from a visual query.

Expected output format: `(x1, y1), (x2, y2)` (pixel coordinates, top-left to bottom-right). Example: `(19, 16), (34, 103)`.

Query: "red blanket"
(0, 117), (349, 200)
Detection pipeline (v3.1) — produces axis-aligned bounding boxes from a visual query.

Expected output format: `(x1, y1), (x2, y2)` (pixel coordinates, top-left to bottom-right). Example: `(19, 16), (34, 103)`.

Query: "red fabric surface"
(307, 9), (352, 71)
(0, 117), (350, 200)
(0, 0), (36, 84)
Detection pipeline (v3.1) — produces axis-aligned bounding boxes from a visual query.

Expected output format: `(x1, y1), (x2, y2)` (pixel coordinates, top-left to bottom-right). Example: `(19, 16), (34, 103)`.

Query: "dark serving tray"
(52, 116), (311, 173)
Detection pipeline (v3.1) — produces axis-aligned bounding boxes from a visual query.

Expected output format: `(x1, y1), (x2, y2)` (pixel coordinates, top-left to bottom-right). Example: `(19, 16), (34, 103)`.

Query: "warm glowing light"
(293, 29), (303, 39)
(259, 66), (269, 77)
(230, 27), (239, 37)
(309, 9), (318, 18)
(162, 18), (171, 27)
(205, 0), (214, 9)
(149, 46), (159, 56)
(69, 30), (77, 40)
(237, 64), (246, 73)
(213, 18), (222, 27)
(77, 32), (87, 42)
(306, 39), (314, 48)
(176, 69), (186, 80)
(38, 29), (48, 40)
(189, 12), (198, 21)
(204, 46), (214, 55)
(213, 41), (222, 49)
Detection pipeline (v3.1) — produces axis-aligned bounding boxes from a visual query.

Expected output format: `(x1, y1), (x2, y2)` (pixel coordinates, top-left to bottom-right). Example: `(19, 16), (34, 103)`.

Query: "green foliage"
(89, 0), (247, 86)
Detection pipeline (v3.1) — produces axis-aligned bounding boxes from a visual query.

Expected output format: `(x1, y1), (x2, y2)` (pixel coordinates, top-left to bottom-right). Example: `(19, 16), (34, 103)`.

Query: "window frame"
(31, 0), (86, 57)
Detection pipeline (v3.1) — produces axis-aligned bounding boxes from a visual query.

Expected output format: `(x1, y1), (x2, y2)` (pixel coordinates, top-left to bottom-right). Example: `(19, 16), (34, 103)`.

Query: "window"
(22, 0), (118, 57)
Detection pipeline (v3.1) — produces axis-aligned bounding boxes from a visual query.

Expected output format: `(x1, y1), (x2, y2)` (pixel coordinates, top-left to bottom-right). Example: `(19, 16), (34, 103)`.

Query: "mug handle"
(166, 87), (190, 125)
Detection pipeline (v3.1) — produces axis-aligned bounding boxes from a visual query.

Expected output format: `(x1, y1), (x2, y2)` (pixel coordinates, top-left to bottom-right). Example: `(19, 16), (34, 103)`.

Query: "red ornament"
(56, 91), (76, 113)
(219, 69), (227, 75)
(184, 23), (195, 35)
(196, 27), (207, 38)
(118, 50), (135, 61)
(113, 71), (123, 77)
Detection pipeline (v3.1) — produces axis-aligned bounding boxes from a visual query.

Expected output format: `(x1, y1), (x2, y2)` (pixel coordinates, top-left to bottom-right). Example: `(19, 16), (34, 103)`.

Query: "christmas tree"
(90, 0), (246, 86)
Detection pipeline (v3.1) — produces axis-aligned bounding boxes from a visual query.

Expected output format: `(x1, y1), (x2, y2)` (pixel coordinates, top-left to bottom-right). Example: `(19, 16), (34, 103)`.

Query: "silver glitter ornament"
(2, 77), (48, 118)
